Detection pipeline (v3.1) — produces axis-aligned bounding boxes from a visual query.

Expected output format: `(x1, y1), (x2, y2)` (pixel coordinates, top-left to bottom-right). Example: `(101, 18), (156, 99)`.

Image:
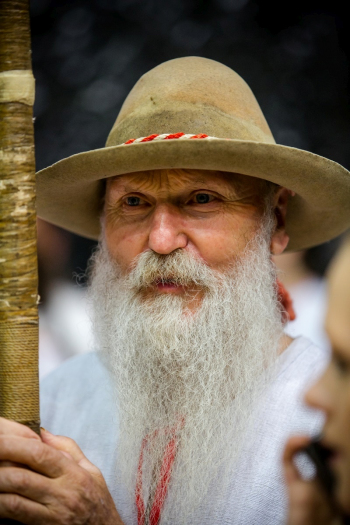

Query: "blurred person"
(0, 57), (350, 524)
(284, 235), (350, 524)
(274, 250), (330, 350)
(37, 218), (93, 377)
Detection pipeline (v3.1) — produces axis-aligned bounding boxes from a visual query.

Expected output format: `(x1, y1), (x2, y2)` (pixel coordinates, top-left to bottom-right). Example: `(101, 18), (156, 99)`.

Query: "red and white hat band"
(123, 132), (219, 145)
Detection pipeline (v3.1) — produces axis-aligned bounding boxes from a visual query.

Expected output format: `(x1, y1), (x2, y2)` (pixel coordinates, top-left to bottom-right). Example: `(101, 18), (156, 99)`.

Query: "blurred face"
(305, 241), (350, 513)
(104, 168), (289, 301)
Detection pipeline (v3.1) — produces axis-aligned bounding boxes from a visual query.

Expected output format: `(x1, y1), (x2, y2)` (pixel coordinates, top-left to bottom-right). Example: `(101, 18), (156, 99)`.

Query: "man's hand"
(283, 435), (340, 525)
(0, 417), (124, 525)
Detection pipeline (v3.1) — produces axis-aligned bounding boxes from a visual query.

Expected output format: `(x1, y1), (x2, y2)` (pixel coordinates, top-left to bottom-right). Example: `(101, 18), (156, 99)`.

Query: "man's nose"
(148, 204), (188, 254)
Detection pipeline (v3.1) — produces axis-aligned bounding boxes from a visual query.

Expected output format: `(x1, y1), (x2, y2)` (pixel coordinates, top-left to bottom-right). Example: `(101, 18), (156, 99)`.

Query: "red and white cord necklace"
(136, 419), (184, 525)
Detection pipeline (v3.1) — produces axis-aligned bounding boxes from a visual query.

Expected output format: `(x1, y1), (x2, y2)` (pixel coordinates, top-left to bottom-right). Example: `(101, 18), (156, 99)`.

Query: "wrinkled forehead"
(106, 168), (273, 196)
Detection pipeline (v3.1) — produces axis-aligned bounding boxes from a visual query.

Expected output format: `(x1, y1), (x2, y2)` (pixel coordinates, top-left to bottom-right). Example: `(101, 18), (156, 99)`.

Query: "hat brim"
(36, 138), (350, 251)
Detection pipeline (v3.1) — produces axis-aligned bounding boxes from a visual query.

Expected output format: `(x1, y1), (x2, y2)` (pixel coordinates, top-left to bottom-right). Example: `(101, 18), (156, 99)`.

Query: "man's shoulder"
(40, 352), (115, 434)
(260, 336), (328, 440)
(279, 335), (329, 384)
(41, 351), (106, 396)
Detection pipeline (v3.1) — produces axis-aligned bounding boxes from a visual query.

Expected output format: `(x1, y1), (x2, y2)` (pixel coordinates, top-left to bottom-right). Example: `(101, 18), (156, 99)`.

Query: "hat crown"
(106, 57), (275, 147)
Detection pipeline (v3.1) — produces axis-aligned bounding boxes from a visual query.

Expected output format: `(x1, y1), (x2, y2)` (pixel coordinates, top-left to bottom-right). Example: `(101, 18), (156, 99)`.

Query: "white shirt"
(41, 336), (328, 525)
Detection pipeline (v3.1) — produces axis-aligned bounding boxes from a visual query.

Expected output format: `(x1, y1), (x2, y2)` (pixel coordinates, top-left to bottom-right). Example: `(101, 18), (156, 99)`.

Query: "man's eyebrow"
(109, 179), (142, 193)
(188, 176), (252, 194)
(109, 175), (245, 196)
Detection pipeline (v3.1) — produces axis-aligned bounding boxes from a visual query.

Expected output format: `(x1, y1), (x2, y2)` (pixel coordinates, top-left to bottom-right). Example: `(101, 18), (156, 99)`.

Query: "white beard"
(87, 231), (283, 524)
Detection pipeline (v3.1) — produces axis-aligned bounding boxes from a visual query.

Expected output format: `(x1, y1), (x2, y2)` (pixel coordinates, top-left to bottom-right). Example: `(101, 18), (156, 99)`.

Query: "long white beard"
(88, 232), (283, 524)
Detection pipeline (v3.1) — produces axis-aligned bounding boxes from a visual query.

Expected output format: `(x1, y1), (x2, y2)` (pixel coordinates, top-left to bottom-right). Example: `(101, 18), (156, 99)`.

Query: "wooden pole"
(0, 0), (40, 435)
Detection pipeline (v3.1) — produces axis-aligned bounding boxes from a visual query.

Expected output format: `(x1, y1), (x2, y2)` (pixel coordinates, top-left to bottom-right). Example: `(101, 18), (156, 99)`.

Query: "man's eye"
(125, 196), (142, 206)
(194, 193), (214, 204)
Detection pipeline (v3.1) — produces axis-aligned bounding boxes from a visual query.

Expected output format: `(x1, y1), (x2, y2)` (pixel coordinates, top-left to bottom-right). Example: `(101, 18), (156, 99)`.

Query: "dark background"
(30, 0), (350, 280)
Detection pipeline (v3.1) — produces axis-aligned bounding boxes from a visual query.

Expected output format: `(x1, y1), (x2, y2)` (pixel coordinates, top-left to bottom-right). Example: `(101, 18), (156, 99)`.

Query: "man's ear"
(270, 187), (290, 255)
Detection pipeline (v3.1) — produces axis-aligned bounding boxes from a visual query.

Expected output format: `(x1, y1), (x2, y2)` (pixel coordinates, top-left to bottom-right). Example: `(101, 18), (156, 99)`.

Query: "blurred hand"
(283, 435), (340, 525)
(0, 417), (124, 525)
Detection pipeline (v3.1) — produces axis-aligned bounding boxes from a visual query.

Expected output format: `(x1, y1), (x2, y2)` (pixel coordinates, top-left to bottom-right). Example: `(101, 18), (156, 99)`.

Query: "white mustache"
(126, 249), (221, 291)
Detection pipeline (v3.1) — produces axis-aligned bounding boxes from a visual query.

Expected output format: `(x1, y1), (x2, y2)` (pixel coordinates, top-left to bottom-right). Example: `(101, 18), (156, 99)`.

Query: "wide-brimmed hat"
(36, 56), (350, 251)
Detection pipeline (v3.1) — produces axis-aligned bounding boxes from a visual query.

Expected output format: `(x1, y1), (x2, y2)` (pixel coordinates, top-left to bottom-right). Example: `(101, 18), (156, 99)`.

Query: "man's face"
(89, 168), (289, 522)
(104, 169), (274, 288)
(305, 243), (350, 513)
(93, 168), (288, 521)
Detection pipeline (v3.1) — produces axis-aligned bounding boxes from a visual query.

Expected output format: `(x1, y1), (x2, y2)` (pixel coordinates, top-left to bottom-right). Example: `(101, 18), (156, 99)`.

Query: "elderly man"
(0, 57), (350, 525)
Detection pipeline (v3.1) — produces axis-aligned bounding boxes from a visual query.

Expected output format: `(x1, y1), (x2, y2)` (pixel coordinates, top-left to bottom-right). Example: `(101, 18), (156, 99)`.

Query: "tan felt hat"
(36, 56), (350, 251)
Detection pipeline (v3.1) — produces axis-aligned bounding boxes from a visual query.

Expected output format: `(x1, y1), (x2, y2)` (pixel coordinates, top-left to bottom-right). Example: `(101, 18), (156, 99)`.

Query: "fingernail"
(40, 427), (52, 434)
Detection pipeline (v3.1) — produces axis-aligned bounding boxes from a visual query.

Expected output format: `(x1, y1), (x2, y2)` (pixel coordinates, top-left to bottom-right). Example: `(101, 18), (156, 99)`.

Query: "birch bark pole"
(0, 0), (40, 435)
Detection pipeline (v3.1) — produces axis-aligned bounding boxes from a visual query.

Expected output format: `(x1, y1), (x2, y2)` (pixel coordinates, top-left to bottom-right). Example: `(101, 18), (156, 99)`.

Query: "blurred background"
(30, 0), (349, 376)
